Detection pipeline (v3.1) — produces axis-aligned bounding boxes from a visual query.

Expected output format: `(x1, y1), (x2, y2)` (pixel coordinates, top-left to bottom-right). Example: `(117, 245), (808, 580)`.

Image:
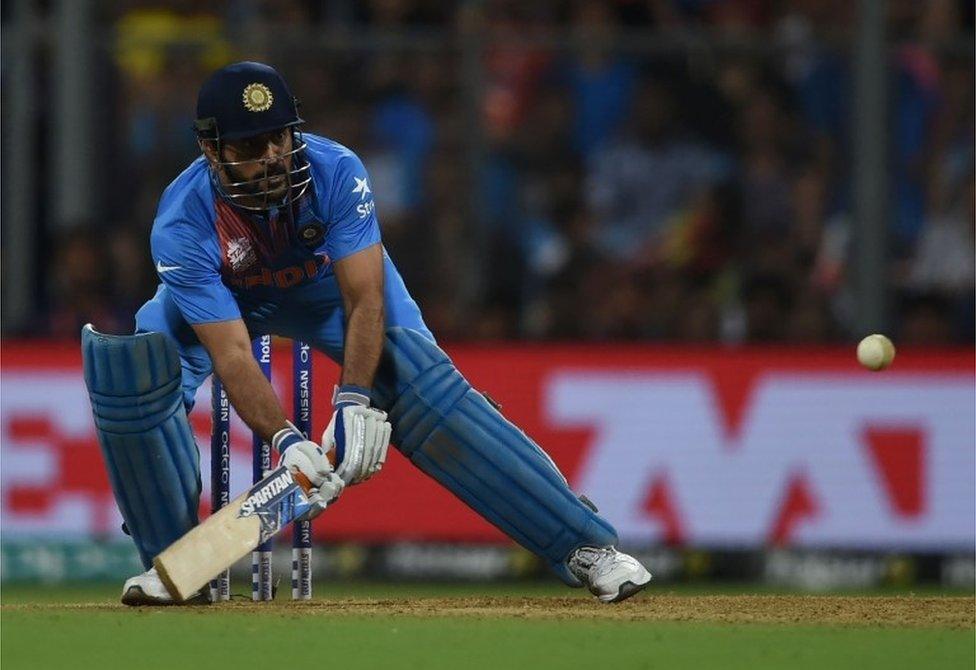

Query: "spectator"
(563, 0), (638, 158)
(585, 80), (730, 265)
(46, 228), (126, 339)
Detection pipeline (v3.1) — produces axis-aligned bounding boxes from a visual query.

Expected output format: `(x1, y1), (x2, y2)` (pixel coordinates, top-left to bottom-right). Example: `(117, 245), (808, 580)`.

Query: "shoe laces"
(568, 546), (616, 575)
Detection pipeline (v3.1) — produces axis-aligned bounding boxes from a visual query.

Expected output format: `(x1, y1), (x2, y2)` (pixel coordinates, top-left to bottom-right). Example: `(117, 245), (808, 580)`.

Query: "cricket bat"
(154, 465), (317, 602)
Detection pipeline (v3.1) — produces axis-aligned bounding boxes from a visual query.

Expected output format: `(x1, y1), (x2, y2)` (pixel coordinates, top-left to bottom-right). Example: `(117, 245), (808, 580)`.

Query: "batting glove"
(323, 385), (392, 485)
(273, 421), (344, 518)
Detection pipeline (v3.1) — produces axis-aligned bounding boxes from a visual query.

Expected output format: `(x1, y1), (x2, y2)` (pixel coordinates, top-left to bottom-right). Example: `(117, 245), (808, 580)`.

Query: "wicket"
(209, 335), (314, 602)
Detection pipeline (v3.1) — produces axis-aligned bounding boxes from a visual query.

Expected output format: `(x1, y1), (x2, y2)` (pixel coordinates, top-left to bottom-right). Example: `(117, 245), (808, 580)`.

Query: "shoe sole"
(599, 571), (653, 604)
(607, 580), (647, 603)
(121, 586), (209, 607)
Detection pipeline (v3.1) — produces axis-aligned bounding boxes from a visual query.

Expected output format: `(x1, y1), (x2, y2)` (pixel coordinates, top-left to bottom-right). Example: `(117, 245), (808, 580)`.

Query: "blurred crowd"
(26, 0), (975, 344)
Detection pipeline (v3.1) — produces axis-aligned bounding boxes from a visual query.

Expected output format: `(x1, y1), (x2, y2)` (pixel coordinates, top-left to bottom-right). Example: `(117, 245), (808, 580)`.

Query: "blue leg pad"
(81, 325), (201, 569)
(373, 328), (618, 585)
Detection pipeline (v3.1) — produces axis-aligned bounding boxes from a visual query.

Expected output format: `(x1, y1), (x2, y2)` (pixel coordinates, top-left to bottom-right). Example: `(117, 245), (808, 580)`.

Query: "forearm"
(213, 350), (289, 442)
(340, 302), (384, 389)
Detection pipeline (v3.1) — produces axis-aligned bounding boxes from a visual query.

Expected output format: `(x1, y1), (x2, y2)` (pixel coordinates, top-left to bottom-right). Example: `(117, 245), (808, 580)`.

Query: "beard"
(224, 162), (290, 204)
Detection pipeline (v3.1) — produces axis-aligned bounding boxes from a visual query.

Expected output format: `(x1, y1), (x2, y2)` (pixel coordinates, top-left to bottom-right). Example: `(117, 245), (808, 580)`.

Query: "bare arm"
(193, 319), (288, 443)
(333, 243), (385, 389)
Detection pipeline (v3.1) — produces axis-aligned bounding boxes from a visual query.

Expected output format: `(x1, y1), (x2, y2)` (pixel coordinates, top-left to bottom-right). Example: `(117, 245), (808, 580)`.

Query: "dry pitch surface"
(2, 587), (973, 670)
(219, 594), (975, 628)
(8, 594), (970, 628)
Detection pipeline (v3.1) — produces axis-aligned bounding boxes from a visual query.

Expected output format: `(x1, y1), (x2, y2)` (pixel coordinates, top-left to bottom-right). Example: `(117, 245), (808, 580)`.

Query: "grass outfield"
(2, 584), (973, 670)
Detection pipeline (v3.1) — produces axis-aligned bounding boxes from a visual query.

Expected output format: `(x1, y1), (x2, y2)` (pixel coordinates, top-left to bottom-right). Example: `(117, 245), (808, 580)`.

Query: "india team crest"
(227, 236), (257, 272)
(242, 83), (273, 112)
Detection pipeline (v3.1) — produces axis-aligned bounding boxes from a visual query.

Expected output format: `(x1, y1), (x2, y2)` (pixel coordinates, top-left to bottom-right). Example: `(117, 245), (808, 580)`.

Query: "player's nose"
(260, 138), (285, 163)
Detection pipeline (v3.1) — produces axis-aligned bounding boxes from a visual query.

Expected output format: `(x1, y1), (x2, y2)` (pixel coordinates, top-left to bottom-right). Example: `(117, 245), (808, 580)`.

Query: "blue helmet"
(194, 62), (311, 211)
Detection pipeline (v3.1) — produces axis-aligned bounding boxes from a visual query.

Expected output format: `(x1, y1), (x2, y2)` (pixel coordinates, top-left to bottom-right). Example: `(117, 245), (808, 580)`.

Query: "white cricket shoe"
(121, 567), (207, 606)
(567, 546), (652, 603)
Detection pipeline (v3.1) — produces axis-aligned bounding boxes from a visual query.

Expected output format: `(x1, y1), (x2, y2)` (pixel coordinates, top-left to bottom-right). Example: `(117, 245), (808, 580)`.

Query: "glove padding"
(324, 394), (392, 486)
(273, 422), (345, 519)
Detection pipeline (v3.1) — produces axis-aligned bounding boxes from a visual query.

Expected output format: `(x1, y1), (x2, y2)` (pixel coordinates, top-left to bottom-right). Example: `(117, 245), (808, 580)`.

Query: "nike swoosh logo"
(156, 260), (182, 273)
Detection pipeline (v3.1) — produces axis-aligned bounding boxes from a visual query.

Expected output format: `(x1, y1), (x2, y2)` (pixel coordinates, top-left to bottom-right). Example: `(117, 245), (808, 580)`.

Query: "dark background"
(2, 0), (973, 345)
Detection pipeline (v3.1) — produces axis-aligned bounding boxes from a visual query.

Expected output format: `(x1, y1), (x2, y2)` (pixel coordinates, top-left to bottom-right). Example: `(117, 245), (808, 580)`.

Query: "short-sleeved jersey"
(150, 133), (382, 325)
(138, 133), (431, 408)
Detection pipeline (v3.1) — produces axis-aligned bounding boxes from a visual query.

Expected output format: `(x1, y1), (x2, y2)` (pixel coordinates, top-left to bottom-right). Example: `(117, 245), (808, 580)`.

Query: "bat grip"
(291, 469), (329, 520)
(292, 470), (314, 493)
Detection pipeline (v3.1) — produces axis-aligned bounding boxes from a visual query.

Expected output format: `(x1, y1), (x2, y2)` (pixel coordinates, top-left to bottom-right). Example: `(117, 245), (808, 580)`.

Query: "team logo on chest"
(227, 236), (258, 272)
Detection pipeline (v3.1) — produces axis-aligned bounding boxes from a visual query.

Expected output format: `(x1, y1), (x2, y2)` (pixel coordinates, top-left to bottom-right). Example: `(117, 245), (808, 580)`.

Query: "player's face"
(217, 128), (294, 205)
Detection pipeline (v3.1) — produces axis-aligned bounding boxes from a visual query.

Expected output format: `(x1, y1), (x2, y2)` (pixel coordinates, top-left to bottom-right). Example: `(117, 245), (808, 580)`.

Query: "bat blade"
(154, 466), (313, 602)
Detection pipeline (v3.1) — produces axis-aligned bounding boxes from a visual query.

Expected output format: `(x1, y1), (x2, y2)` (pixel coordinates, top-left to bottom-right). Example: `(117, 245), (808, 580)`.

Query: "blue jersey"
(135, 133), (431, 406)
(150, 133), (389, 323)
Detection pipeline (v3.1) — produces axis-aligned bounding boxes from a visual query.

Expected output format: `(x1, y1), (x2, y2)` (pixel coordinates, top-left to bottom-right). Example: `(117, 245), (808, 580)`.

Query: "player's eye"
(230, 138), (261, 158)
(227, 130), (287, 160)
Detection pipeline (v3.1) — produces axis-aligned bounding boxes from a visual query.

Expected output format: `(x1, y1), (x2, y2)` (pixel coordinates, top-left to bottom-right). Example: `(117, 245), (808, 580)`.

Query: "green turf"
(3, 585), (972, 670)
(2, 607), (972, 670)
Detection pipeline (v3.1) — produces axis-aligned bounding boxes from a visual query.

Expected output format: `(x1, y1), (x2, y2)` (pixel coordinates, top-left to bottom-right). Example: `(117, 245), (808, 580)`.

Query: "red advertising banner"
(2, 341), (973, 550)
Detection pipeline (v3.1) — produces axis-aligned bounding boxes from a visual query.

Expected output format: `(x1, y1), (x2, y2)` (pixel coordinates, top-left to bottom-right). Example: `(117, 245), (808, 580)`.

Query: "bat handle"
(292, 470), (313, 493)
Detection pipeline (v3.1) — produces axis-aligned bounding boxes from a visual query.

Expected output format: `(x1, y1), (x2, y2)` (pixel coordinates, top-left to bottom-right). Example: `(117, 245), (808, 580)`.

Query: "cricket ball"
(856, 334), (895, 371)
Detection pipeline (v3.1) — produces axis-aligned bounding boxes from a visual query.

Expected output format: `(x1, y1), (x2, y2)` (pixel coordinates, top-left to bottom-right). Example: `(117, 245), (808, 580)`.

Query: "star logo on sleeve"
(351, 176), (371, 201)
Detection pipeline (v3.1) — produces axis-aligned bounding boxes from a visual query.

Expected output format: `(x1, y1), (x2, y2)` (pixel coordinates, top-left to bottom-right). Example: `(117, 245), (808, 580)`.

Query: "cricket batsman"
(81, 62), (651, 606)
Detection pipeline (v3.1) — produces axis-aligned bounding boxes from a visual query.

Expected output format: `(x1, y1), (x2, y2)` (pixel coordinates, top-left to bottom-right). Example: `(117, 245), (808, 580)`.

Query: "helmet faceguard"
(196, 119), (312, 212)
(194, 62), (312, 213)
